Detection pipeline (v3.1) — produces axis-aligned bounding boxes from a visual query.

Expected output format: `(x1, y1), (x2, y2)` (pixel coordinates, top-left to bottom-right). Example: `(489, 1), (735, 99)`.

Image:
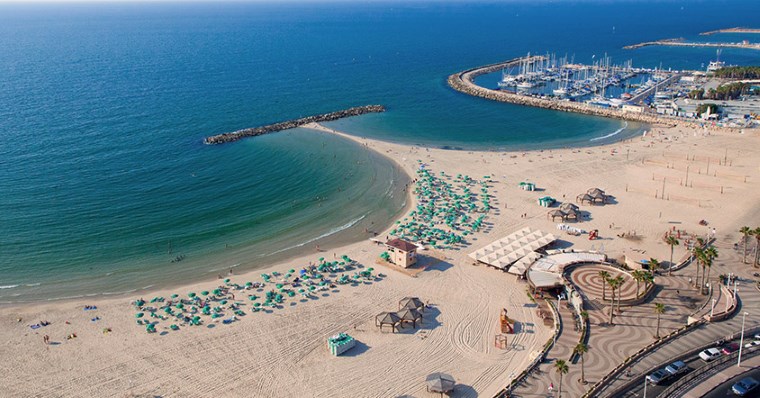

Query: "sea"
(1, 0), (759, 303)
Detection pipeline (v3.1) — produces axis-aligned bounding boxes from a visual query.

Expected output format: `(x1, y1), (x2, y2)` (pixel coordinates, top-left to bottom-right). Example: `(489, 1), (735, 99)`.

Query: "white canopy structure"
(508, 251), (543, 276)
(527, 252), (608, 289)
(468, 227), (556, 270)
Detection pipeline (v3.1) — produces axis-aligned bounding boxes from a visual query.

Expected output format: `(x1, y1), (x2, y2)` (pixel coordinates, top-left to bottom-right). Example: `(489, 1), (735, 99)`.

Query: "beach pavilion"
(582, 188), (609, 204)
(397, 308), (423, 329)
(468, 227), (556, 272)
(559, 203), (581, 221)
(399, 297), (425, 312)
(576, 193), (595, 205)
(375, 311), (401, 333)
(426, 373), (456, 396)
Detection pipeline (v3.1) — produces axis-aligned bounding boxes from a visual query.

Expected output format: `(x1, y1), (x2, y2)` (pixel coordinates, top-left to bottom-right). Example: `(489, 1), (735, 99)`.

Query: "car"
(732, 376), (759, 396)
(646, 368), (671, 385)
(744, 340), (760, 348)
(699, 348), (722, 362)
(722, 343), (740, 355)
(754, 333), (760, 340)
(664, 360), (688, 377)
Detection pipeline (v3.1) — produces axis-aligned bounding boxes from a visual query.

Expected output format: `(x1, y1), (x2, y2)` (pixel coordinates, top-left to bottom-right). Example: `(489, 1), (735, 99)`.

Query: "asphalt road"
(703, 367), (760, 398)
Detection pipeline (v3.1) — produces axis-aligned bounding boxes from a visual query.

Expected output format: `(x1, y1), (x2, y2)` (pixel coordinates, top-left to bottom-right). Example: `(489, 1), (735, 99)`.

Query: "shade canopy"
(399, 297), (424, 311)
(426, 373), (455, 393)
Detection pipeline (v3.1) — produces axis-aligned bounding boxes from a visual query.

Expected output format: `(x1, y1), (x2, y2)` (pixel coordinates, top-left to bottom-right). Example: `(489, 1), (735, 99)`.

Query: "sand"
(2, 121), (759, 398)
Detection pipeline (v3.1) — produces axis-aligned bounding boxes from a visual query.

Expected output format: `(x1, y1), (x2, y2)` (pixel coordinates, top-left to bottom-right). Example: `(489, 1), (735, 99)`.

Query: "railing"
(493, 298), (561, 398)
(660, 344), (760, 397)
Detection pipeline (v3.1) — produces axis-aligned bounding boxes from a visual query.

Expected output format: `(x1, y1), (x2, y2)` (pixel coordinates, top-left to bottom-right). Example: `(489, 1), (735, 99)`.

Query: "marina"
(451, 52), (760, 129)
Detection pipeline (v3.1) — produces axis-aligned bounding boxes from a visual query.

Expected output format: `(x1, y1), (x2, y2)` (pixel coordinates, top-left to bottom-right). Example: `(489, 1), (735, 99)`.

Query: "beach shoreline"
(2, 121), (759, 397)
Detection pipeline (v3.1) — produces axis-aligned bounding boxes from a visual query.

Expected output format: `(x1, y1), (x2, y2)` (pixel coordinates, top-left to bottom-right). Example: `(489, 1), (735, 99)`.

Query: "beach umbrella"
(276, 283), (284, 289)
(249, 295), (257, 301)
(213, 288), (222, 296)
(171, 294), (178, 298)
(253, 302), (261, 307)
(135, 312), (144, 318)
(224, 278), (230, 284)
(188, 292), (196, 298)
(175, 303), (184, 309)
(245, 282), (253, 287)
(220, 300), (228, 305)
(201, 290), (209, 296)
(170, 324), (179, 331)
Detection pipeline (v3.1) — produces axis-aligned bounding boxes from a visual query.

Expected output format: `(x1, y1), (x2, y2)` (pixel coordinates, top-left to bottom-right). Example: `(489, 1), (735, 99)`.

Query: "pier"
(447, 58), (686, 127)
(204, 105), (385, 145)
(623, 39), (760, 51)
(700, 27), (760, 36)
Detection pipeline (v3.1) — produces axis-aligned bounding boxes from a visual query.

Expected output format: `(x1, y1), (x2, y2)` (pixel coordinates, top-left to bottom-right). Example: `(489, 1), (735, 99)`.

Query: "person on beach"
(43, 335), (49, 345)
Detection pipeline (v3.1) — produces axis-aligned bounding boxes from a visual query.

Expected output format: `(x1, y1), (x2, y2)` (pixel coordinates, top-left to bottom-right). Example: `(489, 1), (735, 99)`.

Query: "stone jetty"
(447, 58), (710, 129)
(204, 105), (386, 145)
(623, 39), (760, 51)
(700, 27), (760, 36)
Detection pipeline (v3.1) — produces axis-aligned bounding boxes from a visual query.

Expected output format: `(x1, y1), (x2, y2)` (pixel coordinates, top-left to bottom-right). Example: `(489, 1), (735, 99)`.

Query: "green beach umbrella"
(135, 312), (144, 318)
(201, 290), (209, 296)
(171, 294), (178, 298)
(188, 292), (196, 298)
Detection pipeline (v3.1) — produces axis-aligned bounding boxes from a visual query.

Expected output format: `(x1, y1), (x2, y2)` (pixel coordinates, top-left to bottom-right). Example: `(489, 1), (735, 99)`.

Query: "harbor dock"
(447, 58), (684, 127)
(204, 105), (385, 145)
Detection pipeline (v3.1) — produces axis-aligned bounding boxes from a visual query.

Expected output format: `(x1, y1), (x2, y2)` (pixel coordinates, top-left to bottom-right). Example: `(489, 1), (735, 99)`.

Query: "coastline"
(2, 121), (759, 397)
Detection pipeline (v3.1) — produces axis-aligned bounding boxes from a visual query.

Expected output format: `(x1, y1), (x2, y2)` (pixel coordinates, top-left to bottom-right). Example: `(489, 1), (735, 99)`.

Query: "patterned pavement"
(511, 262), (709, 397)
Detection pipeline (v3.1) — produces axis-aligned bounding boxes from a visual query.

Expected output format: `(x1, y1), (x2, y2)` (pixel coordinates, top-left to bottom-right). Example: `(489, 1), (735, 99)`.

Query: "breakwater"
(701, 27), (760, 36)
(447, 59), (685, 127)
(204, 105), (386, 145)
(623, 39), (760, 51)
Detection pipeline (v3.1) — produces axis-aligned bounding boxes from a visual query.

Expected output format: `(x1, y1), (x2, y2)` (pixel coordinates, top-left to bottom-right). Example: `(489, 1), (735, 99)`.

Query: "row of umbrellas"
(389, 164), (492, 249)
(132, 255), (380, 334)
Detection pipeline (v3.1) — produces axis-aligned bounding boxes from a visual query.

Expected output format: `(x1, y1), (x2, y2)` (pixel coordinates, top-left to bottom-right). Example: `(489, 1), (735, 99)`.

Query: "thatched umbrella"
(576, 193), (594, 205)
(426, 373), (455, 395)
(375, 312), (401, 333)
(586, 188), (608, 204)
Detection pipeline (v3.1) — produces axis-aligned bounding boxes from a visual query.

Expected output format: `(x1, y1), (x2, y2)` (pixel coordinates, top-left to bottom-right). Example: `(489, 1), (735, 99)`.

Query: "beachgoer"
(43, 335), (49, 345)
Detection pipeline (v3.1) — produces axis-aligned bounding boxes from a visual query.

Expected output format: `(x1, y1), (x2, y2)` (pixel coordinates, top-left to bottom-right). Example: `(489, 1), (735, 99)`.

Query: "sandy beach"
(2, 122), (759, 398)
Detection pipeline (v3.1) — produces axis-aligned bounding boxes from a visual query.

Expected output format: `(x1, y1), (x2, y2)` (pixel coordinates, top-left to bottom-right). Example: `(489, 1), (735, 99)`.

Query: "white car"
(744, 340), (760, 348)
(699, 347), (721, 362)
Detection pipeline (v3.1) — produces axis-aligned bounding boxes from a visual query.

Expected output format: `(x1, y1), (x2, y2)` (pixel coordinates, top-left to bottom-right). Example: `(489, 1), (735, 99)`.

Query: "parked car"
(732, 376), (759, 396)
(744, 340), (760, 349)
(646, 368), (671, 385)
(664, 360), (688, 377)
(699, 348), (722, 362)
(722, 343), (740, 355)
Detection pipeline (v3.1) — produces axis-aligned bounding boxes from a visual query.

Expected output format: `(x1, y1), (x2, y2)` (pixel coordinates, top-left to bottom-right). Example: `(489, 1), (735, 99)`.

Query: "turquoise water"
(1, 1), (759, 302)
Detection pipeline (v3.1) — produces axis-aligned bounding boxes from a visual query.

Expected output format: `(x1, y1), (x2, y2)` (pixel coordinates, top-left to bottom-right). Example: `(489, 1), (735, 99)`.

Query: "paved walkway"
(593, 239), (760, 397)
(511, 264), (697, 397)
(511, 237), (759, 398)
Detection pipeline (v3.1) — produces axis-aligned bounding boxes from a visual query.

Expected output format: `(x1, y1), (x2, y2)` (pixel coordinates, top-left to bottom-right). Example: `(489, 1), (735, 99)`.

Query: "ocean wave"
(268, 214), (367, 256)
(207, 263), (241, 273)
(25, 283), (41, 287)
(0, 285), (18, 289)
(590, 121), (628, 142)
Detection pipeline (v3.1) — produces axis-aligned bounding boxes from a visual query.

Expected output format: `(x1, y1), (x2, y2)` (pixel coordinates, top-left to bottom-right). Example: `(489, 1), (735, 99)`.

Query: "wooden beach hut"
(397, 308), (423, 329)
(385, 238), (418, 268)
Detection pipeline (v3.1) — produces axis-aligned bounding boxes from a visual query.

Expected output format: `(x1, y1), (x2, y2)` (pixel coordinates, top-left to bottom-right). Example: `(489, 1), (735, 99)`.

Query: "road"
(703, 367), (760, 398)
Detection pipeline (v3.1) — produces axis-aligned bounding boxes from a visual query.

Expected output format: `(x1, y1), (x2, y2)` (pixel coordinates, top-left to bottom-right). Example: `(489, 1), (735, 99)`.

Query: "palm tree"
(642, 270), (654, 290)
(740, 226), (751, 264)
(654, 302), (665, 338)
(702, 247), (718, 294)
(615, 275), (625, 313)
(632, 270), (644, 298)
(692, 246), (704, 288)
(574, 343), (588, 383)
(648, 258), (660, 274)
(598, 270), (610, 301)
(608, 276), (620, 325)
(554, 359), (569, 397)
(580, 310), (589, 327)
(753, 227), (760, 268)
(666, 235), (680, 275)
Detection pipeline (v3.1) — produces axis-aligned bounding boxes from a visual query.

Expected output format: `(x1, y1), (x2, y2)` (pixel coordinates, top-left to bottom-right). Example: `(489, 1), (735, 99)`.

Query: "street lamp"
(738, 312), (749, 367)
(643, 375), (647, 398)
(710, 299), (716, 318)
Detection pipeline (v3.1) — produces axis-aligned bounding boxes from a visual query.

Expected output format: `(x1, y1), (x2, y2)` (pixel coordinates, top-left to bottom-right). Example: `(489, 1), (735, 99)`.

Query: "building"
(385, 238), (418, 268)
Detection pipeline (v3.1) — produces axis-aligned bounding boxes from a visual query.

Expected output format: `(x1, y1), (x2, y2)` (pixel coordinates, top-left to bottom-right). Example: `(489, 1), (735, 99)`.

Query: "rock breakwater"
(204, 105), (386, 145)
